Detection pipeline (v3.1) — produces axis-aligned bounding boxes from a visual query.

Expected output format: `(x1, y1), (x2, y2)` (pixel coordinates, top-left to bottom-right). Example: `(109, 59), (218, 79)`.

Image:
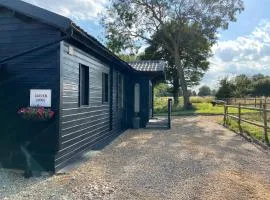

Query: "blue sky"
(23, 0), (270, 90)
(220, 0), (270, 41)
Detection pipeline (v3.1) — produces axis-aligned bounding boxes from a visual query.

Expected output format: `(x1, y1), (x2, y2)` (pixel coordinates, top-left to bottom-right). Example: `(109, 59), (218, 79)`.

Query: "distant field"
(155, 96), (270, 144)
(154, 96), (253, 116)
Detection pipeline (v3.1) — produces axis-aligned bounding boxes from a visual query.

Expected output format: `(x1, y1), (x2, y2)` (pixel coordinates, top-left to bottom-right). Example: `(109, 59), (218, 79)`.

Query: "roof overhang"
(128, 60), (167, 82)
(0, 0), (137, 73)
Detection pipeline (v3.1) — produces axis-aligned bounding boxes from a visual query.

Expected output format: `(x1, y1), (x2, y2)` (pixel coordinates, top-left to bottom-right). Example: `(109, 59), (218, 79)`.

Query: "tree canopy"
(102, 0), (244, 109)
(215, 74), (270, 98)
(198, 85), (211, 96)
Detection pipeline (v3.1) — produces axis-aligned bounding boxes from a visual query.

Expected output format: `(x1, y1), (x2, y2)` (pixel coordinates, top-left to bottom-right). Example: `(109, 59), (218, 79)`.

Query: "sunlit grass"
(154, 96), (253, 115)
(217, 117), (266, 142)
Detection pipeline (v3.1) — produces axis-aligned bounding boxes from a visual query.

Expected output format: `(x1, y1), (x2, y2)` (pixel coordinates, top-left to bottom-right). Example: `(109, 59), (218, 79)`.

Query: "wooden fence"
(221, 97), (270, 107)
(223, 103), (270, 145)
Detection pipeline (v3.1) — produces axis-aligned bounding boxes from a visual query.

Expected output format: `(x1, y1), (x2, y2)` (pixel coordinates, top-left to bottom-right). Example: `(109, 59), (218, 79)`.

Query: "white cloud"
(200, 19), (270, 90)
(22, 0), (107, 21)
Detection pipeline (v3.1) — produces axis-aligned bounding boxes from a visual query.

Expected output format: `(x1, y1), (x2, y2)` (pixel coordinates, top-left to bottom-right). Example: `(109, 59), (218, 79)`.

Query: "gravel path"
(2, 116), (270, 200)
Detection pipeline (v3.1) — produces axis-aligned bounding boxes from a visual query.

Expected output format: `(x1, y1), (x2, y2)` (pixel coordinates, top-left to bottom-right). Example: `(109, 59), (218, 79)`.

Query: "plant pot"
(132, 117), (141, 129)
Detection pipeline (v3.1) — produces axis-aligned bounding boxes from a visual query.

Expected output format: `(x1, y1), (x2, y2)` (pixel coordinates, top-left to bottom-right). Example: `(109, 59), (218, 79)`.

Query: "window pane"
(118, 74), (124, 109)
(79, 64), (89, 106)
(102, 73), (109, 103)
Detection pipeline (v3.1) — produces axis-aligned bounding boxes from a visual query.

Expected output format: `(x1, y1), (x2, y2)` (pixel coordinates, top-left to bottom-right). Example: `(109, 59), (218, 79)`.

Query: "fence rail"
(223, 103), (270, 145)
(221, 97), (270, 108)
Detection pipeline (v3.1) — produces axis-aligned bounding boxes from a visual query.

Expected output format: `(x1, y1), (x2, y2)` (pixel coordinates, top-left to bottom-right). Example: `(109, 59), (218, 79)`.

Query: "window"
(118, 74), (124, 109)
(79, 64), (89, 106)
(134, 83), (140, 113)
(102, 73), (109, 103)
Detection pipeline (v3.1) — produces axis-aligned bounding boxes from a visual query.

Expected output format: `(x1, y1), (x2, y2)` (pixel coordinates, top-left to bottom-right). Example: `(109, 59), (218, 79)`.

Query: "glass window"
(79, 64), (89, 106)
(118, 74), (124, 109)
(102, 73), (109, 103)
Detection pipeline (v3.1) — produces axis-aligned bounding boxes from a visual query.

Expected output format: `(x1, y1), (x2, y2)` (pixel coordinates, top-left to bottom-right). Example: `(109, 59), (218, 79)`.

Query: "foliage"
(17, 107), (55, 121)
(252, 77), (270, 97)
(211, 89), (217, 96)
(102, 0), (244, 109)
(215, 77), (236, 99)
(191, 91), (197, 96)
(154, 83), (171, 97)
(139, 22), (211, 105)
(117, 54), (138, 62)
(233, 74), (252, 97)
(216, 74), (270, 99)
(198, 85), (211, 96)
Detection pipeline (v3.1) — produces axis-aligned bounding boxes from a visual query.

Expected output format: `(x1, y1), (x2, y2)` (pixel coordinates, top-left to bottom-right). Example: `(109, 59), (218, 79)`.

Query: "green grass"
(154, 96), (253, 116)
(155, 96), (269, 144)
(218, 117), (266, 142)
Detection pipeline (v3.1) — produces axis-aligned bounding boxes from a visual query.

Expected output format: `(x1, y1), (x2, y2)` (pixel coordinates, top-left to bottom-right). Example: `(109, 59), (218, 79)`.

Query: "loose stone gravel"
(1, 116), (270, 199)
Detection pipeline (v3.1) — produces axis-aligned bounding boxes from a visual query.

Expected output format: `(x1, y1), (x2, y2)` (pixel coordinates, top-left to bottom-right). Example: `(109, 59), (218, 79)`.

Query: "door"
(149, 81), (153, 118)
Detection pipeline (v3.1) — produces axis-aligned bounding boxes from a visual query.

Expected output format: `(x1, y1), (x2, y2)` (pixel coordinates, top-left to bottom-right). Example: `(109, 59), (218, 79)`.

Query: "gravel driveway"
(2, 116), (270, 200)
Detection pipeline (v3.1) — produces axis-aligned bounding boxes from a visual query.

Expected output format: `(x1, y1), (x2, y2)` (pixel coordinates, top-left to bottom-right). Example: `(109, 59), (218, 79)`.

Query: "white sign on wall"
(30, 89), (52, 107)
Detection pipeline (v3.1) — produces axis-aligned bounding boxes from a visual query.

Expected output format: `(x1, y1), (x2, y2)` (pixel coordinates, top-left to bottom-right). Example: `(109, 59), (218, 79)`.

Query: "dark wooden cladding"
(55, 42), (127, 170)
(0, 1), (156, 173)
(0, 7), (61, 171)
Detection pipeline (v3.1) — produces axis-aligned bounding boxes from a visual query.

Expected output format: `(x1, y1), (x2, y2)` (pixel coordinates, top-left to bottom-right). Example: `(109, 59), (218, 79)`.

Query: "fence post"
(168, 98), (172, 129)
(263, 104), (269, 145)
(238, 103), (242, 133)
(255, 97), (257, 108)
(223, 103), (227, 126)
(260, 100), (263, 115)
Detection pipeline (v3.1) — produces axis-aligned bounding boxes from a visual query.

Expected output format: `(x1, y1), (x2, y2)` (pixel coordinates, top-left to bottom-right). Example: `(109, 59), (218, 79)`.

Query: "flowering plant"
(17, 107), (55, 121)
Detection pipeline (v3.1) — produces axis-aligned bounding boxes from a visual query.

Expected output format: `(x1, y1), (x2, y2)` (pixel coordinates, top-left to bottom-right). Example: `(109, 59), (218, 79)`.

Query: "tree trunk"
(174, 52), (191, 109)
(172, 75), (180, 105)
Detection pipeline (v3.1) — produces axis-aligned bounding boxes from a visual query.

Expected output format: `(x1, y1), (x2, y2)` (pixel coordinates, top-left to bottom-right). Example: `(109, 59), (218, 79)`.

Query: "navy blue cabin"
(0, 0), (165, 173)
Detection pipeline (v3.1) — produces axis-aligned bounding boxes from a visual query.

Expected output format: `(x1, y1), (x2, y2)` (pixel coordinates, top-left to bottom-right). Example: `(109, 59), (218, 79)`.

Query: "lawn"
(154, 96), (252, 116)
(218, 117), (267, 143)
(154, 96), (270, 145)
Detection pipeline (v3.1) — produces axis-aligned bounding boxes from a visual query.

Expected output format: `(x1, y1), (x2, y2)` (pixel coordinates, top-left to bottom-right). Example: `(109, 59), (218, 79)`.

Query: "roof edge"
(0, 0), (72, 32)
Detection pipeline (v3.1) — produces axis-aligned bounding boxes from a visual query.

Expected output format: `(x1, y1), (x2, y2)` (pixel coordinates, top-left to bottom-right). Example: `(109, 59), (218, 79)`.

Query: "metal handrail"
(168, 99), (172, 129)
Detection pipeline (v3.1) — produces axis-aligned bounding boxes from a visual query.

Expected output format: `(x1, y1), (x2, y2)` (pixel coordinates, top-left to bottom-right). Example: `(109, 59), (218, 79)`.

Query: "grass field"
(154, 97), (270, 145)
(218, 117), (267, 143)
(154, 96), (269, 144)
(154, 96), (252, 116)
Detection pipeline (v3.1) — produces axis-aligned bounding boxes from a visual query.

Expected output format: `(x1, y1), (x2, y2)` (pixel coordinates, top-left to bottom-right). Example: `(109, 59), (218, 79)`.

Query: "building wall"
(55, 42), (128, 171)
(0, 6), (153, 172)
(139, 77), (151, 127)
(0, 7), (61, 171)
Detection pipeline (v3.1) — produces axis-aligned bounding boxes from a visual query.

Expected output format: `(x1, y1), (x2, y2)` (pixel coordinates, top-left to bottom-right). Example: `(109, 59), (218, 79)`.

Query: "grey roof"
(0, 0), (136, 72)
(129, 60), (166, 72)
(0, 0), (71, 32)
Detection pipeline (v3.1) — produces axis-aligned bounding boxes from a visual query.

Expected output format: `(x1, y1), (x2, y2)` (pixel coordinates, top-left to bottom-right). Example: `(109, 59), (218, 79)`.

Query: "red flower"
(18, 107), (55, 121)
(49, 111), (55, 118)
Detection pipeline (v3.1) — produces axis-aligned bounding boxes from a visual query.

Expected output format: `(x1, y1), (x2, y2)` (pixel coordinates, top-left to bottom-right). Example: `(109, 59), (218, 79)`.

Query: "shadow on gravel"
(0, 131), (125, 198)
(108, 117), (270, 199)
(2, 117), (270, 199)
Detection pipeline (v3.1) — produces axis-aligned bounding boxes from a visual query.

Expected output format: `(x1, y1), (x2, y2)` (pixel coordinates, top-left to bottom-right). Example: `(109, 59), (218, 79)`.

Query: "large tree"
(215, 77), (236, 99)
(252, 77), (270, 97)
(198, 85), (211, 96)
(102, 0), (244, 109)
(139, 23), (210, 104)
